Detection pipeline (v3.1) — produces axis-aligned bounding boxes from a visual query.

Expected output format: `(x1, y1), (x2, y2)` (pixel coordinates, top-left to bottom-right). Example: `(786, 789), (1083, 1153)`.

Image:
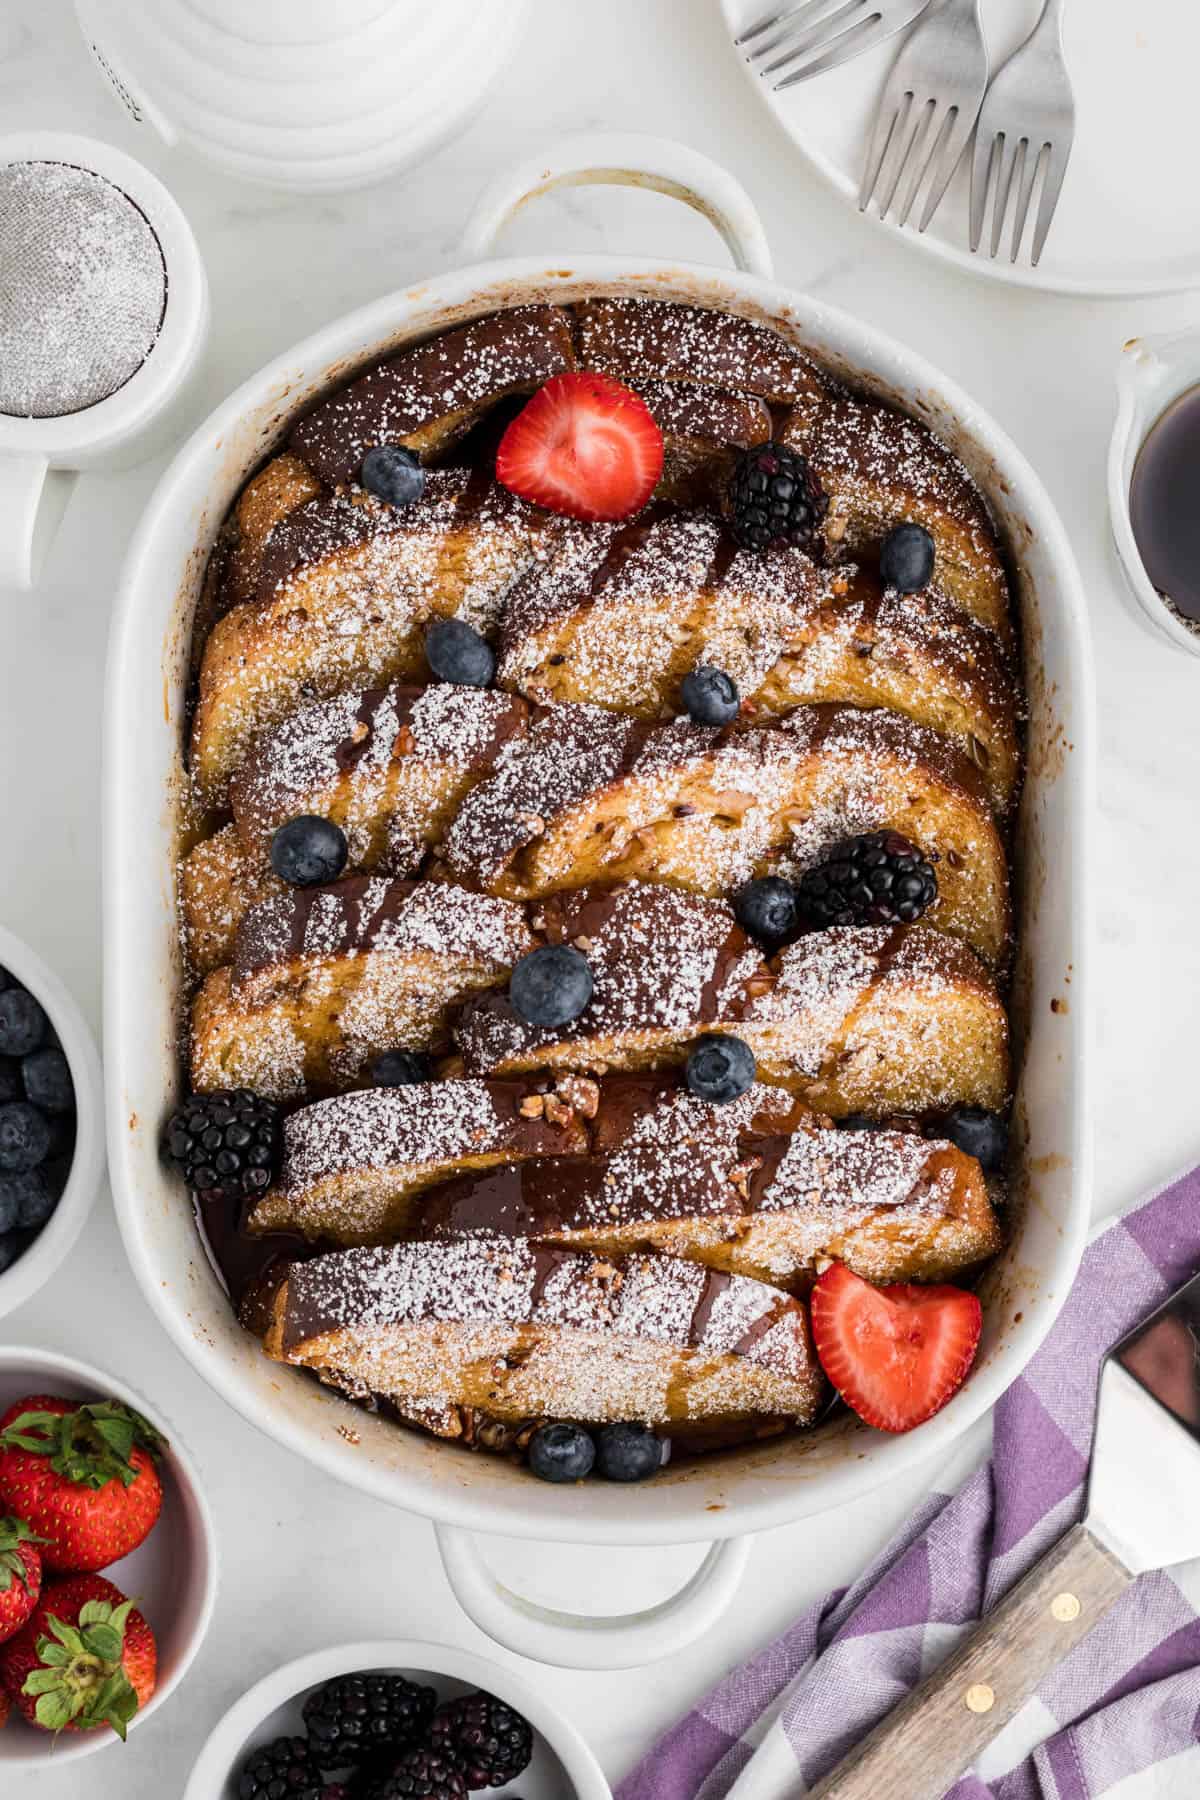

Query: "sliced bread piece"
(264, 1235), (826, 1431)
(496, 509), (835, 721)
(418, 1102), (1001, 1291)
(458, 908), (1009, 1119)
(247, 1072), (804, 1247)
(456, 883), (768, 1081)
(289, 305), (577, 485)
(443, 702), (1009, 965)
(737, 924), (1010, 1115)
(191, 471), (539, 802)
(782, 389), (1012, 645)
(190, 877), (533, 1100)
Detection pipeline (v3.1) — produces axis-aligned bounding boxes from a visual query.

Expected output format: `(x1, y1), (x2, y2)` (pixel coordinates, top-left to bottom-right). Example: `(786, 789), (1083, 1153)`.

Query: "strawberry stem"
(0, 1516), (44, 1592)
(0, 1403), (164, 1491)
(25, 1601), (140, 1739)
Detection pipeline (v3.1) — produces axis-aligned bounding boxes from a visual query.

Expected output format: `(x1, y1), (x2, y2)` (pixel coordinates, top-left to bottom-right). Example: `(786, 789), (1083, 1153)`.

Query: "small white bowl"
(0, 924), (105, 1321)
(186, 1639), (611, 1800)
(0, 1344), (218, 1770)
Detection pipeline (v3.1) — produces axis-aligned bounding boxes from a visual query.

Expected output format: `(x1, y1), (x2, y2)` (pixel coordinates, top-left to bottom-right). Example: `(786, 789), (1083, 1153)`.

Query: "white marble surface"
(3, 3), (1200, 1795)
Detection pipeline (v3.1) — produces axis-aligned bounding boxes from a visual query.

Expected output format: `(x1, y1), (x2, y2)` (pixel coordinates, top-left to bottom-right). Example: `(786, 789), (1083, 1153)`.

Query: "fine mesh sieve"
(0, 160), (166, 419)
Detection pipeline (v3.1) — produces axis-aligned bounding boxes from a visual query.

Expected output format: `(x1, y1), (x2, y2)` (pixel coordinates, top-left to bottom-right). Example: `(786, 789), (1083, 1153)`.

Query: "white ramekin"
(185, 1638), (611, 1800)
(0, 923), (105, 1321)
(0, 1344), (218, 1770)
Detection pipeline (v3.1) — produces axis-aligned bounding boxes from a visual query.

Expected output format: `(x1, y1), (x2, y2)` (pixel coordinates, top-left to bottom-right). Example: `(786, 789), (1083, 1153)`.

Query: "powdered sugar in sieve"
(0, 160), (167, 419)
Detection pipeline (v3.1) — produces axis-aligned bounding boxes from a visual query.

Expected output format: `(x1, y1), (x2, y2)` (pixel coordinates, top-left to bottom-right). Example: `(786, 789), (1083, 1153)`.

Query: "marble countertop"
(4, 3), (1200, 1795)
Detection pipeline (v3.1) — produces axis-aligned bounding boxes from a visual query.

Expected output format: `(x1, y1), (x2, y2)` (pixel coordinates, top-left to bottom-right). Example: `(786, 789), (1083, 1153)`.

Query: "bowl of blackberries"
(186, 1639), (611, 1800)
(0, 926), (105, 1319)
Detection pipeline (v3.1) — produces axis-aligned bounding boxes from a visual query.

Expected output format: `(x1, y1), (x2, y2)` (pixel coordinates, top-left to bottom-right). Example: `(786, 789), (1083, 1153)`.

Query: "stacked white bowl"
(74, 0), (532, 192)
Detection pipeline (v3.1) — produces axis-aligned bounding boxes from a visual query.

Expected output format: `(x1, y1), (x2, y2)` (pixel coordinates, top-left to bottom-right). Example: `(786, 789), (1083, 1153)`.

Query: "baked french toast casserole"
(162, 294), (1024, 1478)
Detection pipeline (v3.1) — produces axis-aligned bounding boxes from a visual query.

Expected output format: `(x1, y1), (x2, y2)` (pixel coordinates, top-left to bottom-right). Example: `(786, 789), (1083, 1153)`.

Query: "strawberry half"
(0, 1397), (164, 1573)
(810, 1263), (982, 1434)
(496, 371), (664, 521)
(0, 1573), (156, 1739)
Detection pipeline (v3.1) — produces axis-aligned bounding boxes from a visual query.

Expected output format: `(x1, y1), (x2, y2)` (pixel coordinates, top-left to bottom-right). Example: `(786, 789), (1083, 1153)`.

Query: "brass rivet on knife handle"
(964, 1683), (995, 1714)
(1050, 1591), (1081, 1622)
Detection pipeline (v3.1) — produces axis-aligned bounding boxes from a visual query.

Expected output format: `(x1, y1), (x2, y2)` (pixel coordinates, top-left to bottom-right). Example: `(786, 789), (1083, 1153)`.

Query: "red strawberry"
(496, 371), (664, 521)
(0, 1519), (43, 1644)
(0, 1573), (156, 1738)
(0, 1397), (164, 1572)
(810, 1263), (982, 1433)
(0, 1686), (9, 1729)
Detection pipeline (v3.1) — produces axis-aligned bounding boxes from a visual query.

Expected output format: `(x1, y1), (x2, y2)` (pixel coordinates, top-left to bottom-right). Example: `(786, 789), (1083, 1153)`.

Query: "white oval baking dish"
(103, 135), (1094, 1671)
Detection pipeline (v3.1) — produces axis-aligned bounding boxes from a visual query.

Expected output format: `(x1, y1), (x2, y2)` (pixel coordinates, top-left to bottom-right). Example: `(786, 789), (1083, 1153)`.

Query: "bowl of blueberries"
(0, 924), (105, 1318)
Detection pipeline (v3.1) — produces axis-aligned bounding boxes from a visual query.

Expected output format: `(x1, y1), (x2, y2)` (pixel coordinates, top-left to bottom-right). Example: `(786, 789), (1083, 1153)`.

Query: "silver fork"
(860, 0), (989, 231)
(737, 0), (932, 90)
(969, 0), (1075, 265)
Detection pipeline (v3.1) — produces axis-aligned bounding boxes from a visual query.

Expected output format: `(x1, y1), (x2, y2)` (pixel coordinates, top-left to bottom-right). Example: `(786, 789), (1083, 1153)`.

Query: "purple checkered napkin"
(618, 1168), (1200, 1800)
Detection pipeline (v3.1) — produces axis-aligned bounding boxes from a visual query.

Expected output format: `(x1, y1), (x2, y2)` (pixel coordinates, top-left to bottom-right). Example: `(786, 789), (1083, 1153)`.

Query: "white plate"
(720, 0), (1200, 295)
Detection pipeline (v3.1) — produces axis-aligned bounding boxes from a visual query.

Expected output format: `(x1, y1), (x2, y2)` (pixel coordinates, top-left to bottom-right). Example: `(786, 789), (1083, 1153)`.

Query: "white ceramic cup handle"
(434, 1521), (754, 1670)
(459, 132), (775, 280)
(0, 456), (76, 590)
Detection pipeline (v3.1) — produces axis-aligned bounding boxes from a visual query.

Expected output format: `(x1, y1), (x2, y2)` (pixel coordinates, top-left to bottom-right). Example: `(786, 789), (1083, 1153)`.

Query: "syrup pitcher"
(1109, 325), (1200, 659)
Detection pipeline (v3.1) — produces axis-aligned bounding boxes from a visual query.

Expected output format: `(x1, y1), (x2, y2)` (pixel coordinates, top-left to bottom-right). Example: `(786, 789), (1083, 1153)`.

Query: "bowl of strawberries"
(0, 1345), (217, 1768)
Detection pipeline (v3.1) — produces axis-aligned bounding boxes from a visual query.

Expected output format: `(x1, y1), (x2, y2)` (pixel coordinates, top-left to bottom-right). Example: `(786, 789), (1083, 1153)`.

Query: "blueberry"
(680, 665), (739, 726)
(685, 1034), (756, 1105)
(595, 1422), (664, 1482)
(361, 445), (425, 510)
(425, 617), (495, 688)
(925, 1105), (1008, 1174)
(0, 988), (47, 1057)
(509, 945), (593, 1028)
(0, 1168), (56, 1230)
(21, 1046), (73, 1114)
(270, 815), (348, 887)
(0, 1103), (51, 1172)
(838, 1114), (880, 1133)
(733, 876), (802, 949)
(528, 1422), (595, 1483)
(0, 1234), (21, 1276)
(370, 1049), (430, 1087)
(0, 1059), (21, 1104)
(879, 523), (935, 593)
(0, 968), (9, 990)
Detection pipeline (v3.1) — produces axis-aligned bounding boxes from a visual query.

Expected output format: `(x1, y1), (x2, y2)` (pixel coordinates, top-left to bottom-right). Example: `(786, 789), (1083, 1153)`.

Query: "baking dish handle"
(459, 131), (775, 281)
(434, 1521), (754, 1670)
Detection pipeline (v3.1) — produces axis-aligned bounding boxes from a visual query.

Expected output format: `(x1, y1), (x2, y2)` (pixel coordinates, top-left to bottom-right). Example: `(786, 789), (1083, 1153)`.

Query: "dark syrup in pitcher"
(1129, 383), (1200, 626)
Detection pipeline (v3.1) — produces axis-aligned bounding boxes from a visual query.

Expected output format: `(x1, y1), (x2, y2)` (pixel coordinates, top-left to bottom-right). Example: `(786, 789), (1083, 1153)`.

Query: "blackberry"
(237, 1734), (324, 1800)
(430, 1691), (534, 1790)
(303, 1672), (436, 1772)
(163, 1089), (280, 1202)
(729, 442), (828, 552)
(368, 1748), (467, 1799)
(796, 831), (938, 930)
